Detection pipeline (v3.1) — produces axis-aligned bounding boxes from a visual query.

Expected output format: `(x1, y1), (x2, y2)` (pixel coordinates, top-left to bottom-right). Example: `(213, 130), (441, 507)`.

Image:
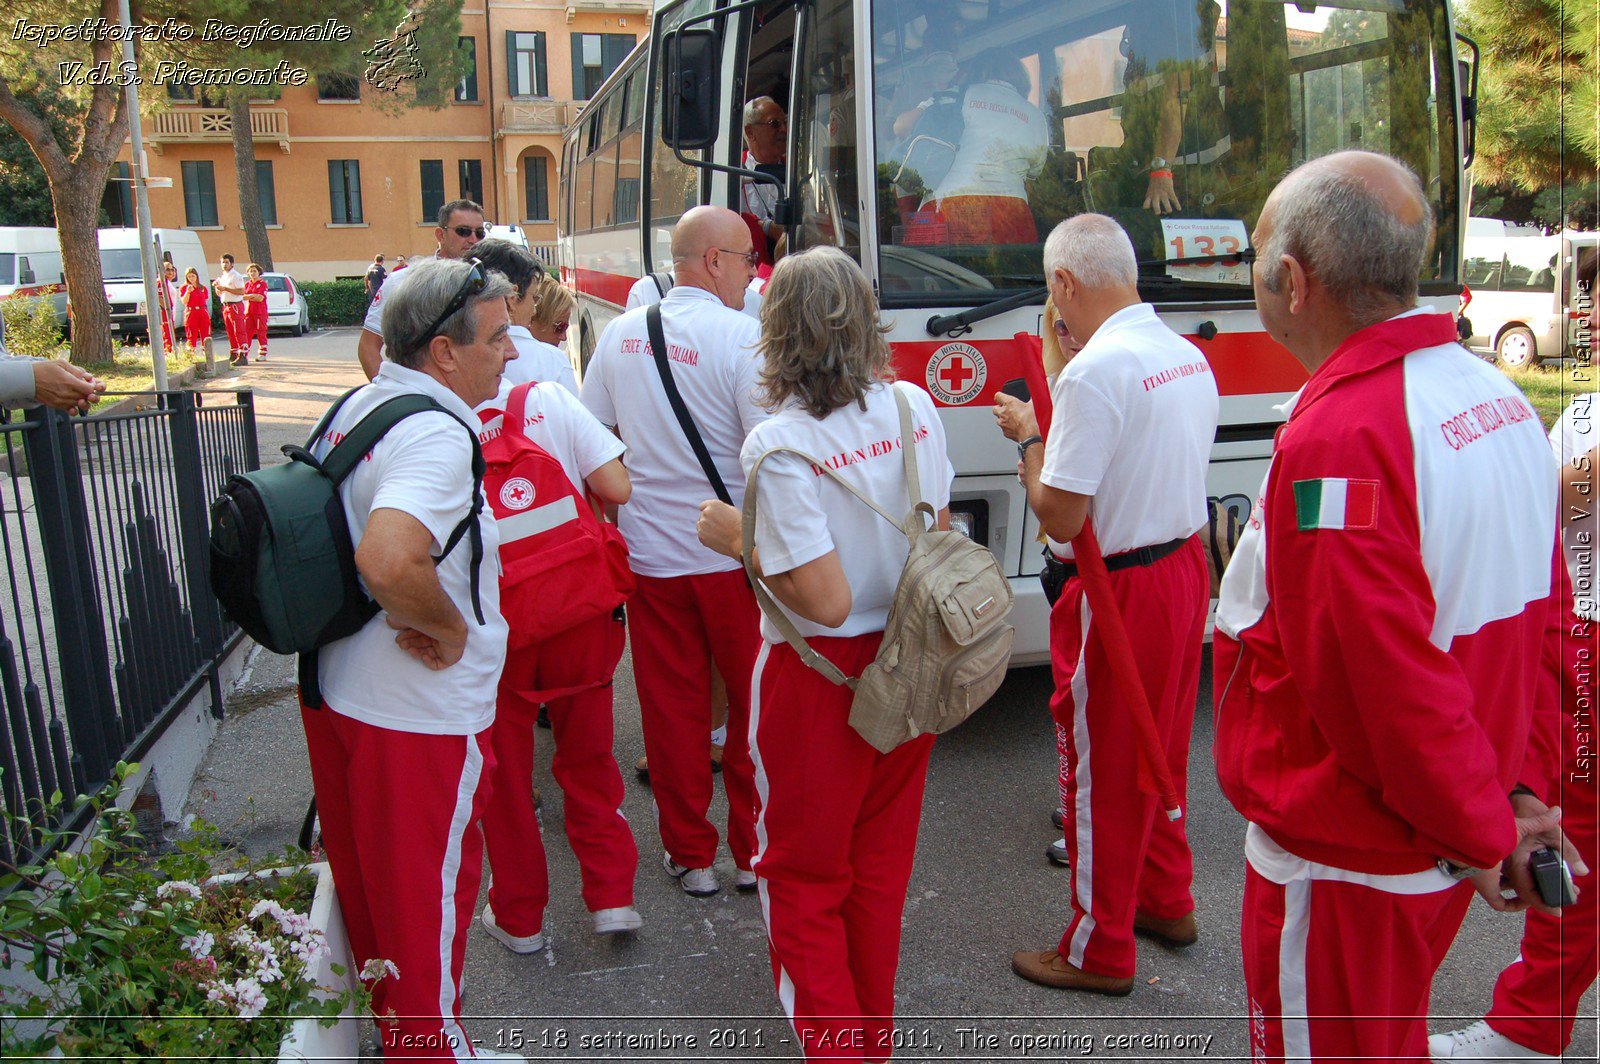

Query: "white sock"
(710, 725), (727, 747)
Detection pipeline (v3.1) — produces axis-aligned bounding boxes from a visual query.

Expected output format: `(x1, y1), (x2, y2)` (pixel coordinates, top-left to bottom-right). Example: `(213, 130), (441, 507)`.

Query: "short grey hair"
(743, 96), (777, 129)
(383, 258), (513, 369)
(1258, 153), (1433, 319)
(1043, 214), (1138, 289)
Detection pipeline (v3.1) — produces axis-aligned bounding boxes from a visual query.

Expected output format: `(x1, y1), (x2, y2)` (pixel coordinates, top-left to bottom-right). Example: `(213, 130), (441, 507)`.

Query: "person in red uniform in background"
(1212, 150), (1586, 1063)
(179, 267), (210, 355)
(1429, 247), (1600, 1062)
(242, 264), (269, 362)
(156, 260), (180, 355)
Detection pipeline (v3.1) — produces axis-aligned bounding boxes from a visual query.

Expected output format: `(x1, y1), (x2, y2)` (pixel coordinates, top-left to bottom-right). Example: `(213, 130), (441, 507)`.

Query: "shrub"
(1, 295), (64, 357)
(298, 279), (368, 326)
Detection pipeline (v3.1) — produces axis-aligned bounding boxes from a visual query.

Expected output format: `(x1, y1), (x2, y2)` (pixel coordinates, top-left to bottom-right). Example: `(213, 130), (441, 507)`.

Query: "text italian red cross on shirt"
(940, 356), (976, 393)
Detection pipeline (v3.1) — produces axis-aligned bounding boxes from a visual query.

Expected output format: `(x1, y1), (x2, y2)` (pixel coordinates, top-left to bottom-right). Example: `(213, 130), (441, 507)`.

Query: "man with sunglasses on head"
(304, 256), (527, 1062)
(581, 204), (768, 899)
(359, 199), (489, 380)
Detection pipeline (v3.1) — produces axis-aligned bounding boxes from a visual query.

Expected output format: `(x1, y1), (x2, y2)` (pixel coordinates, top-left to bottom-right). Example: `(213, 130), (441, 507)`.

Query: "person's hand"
(33, 360), (105, 415)
(1468, 798), (1589, 915)
(696, 499), (742, 560)
(1144, 173), (1182, 215)
(386, 615), (465, 670)
(993, 393), (1039, 443)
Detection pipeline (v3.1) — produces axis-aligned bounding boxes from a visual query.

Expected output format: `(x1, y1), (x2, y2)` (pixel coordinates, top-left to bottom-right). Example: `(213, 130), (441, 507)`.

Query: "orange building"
(116, 2), (649, 280)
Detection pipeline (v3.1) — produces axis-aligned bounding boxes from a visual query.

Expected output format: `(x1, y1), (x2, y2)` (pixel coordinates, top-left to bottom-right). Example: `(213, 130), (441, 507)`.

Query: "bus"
(563, 0), (1476, 662)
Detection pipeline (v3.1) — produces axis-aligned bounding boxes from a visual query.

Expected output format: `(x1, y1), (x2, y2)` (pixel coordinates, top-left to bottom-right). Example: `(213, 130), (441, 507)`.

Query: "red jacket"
(1213, 311), (1565, 874)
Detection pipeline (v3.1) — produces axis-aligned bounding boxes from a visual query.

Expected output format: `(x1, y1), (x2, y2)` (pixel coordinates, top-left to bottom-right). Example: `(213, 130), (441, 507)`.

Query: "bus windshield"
(843, 0), (1462, 303)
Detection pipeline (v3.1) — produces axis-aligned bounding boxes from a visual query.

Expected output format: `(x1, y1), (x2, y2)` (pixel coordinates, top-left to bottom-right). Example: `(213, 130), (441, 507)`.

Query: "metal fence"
(0, 391), (258, 864)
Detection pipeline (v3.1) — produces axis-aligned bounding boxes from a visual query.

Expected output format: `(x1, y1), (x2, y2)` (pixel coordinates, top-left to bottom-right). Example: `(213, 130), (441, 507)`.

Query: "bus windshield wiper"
(924, 251), (1254, 337)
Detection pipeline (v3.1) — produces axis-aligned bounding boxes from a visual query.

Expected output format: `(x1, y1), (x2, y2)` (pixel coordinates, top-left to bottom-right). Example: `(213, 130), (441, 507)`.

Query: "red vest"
(479, 382), (634, 652)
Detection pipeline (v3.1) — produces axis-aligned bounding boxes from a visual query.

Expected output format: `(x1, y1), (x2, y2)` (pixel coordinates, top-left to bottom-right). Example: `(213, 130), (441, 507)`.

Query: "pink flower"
(181, 931), (214, 958)
(156, 880), (201, 901)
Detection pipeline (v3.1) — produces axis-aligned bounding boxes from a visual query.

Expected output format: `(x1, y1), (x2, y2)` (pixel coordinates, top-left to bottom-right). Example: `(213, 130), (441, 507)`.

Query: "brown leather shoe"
(1133, 909), (1198, 947)
(710, 742), (724, 774)
(1010, 950), (1133, 996)
(635, 755), (649, 782)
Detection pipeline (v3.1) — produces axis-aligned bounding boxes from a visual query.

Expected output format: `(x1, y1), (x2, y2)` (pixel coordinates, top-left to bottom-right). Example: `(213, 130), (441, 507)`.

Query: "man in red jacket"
(1212, 149), (1587, 1062)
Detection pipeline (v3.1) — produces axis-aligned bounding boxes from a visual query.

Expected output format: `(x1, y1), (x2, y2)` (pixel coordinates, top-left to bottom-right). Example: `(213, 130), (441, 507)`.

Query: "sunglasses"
(752, 117), (786, 130)
(1052, 319), (1070, 338)
(417, 259), (487, 348)
(449, 225), (488, 240)
(714, 247), (761, 269)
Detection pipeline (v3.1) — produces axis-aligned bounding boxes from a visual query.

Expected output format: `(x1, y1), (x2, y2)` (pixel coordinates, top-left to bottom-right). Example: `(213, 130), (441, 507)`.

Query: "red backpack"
(478, 382), (634, 652)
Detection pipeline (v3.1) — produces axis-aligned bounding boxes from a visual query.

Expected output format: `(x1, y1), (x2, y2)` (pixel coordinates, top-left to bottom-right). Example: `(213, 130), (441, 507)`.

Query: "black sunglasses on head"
(416, 259), (487, 349)
(450, 225), (488, 240)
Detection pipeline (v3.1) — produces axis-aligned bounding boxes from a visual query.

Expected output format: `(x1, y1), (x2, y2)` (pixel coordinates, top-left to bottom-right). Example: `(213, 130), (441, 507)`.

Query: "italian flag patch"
(1294, 478), (1379, 531)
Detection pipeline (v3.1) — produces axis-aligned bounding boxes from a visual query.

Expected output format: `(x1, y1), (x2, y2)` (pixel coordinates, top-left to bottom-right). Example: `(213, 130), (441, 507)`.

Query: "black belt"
(1048, 536), (1188, 580)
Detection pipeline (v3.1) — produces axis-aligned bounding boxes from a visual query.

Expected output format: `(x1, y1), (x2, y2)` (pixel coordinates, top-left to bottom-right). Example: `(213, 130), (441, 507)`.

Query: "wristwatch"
(1017, 434), (1043, 460)
(1149, 156), (1170, 172)
(1436, 857), (1482, 881)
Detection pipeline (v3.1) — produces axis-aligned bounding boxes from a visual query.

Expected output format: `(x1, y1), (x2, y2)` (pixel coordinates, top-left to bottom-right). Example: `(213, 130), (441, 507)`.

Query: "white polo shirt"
(500, 326), (578, 395)
(477, 378), (624, 493)
(311, 362), (507, 734)
(1551, 392), (1598, 620)
(361, 255), (437, 339)
(625, 272), (765, 320)
(1041, 302), (1219, 557)
(930, 80), (1050, 202)
(581, 285), (767, 577)
(216, 267), (246, 304)
(742, 380), (954, 641)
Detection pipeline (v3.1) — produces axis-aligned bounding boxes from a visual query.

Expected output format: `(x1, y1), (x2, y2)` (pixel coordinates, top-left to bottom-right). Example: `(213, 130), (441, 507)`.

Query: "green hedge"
(298, 279), (368, 326)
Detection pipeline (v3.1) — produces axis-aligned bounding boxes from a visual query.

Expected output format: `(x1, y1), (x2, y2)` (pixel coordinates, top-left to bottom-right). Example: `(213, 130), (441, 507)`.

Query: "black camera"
(1529, 847), (1577, 908)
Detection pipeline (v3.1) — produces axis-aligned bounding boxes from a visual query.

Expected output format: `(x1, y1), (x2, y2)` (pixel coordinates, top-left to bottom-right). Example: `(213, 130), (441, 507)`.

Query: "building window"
(181, 160), (218, 227)
(573, 34), (635, 99)
(317, 73), (361, 101)
(421, 160), (445, 223)
(255, 160), (278, 226)
(523, 156), (549, 221)
(328, 160), (363, 224)
(166, 82), (195, 102)
(507, 31), (547, 98)
(102, 162), (133, 226)
(458, 159), (484, 206)
(455, 37), (479, 102)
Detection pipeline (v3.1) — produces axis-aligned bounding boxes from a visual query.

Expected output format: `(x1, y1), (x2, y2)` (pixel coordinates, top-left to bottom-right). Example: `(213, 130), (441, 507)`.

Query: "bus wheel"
(1495, 326), (1539, 370)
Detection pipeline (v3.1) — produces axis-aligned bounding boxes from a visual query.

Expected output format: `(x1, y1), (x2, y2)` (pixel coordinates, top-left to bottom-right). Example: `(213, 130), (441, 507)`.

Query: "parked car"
(1462, 222), (1598, 369)
(262, 272), (310, 335)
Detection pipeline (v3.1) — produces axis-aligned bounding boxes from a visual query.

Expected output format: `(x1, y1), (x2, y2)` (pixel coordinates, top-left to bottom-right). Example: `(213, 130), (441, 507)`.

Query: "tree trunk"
(55, 172), (114, 368)
(229, 96), (273, 271)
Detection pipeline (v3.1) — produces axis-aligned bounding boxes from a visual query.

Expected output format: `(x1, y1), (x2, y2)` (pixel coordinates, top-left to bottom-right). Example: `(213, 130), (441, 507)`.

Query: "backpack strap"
(504, 380), (535, 443)
(651, 271), (673, 298)
(647, 304), (732, 505)
(891, 385), (933, 536)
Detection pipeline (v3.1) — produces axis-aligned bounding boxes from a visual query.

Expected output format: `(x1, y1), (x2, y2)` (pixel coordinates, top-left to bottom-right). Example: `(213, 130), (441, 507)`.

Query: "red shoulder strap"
(505, 381), (535, 442)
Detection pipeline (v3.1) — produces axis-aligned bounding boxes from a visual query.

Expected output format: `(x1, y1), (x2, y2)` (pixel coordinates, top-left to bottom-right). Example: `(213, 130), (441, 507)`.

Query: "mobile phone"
(1000, 377), (1030, 402)
(1530, 847), (1577, 907)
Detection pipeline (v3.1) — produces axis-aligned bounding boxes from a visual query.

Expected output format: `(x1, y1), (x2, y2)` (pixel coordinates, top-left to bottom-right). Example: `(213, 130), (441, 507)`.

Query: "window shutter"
(506, 30), (519, 95)
(604, 34), (633, 80)
(572, 35), (585, 98)
(534, 32), (547, 97)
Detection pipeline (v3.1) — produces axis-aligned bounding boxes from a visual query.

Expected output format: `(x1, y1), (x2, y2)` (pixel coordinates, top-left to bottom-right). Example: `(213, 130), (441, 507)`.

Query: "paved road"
(186, 329), (1597, 1062)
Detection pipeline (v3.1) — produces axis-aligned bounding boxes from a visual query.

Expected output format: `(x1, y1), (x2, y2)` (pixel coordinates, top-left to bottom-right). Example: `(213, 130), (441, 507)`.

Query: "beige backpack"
(742, 388), (1015, 753)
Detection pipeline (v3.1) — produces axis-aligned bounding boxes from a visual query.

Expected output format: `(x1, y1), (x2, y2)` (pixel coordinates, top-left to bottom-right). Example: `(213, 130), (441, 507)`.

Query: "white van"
(97, 228), (210, 339)
(0, 227), (68, 326)
(485, 224), (530, 248)
(1462, 223), (1598, 369)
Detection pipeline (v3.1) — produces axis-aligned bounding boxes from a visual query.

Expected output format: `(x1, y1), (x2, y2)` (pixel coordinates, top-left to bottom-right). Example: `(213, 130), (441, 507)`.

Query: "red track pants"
(482, 612), (637, 933)
(300, 702), (496, 1061)
(1052, 537), (1205, 978)
(628, 569), (759, 870)
(244, 305), (268, 355)
(1242, 826), (1474, 1061)
(222, 301), (248, 356)
(749, 635), (936, 1063)
(1486, 615), (1599, 1055)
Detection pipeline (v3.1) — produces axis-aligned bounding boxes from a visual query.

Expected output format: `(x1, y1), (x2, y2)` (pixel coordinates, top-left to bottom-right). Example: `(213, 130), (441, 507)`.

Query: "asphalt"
(182, 328), (1598, 1062)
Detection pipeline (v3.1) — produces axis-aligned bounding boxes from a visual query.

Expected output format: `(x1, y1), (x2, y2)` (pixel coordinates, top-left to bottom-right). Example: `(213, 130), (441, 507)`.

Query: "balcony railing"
(499, 100), (585, 136)
(148, 108), (291, 153)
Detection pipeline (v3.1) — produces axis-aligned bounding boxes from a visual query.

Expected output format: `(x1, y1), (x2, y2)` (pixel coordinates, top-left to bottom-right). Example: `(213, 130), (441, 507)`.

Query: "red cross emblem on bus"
(925, 342), (987, 405)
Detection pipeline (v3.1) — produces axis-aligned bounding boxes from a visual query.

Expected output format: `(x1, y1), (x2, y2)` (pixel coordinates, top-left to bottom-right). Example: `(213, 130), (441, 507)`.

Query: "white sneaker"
(479, 906), (545, 954)
(1428, 1021), (1555, 1060)
(662, 852), (719, 896)
(736, 868), (758, 892)
(592, 906), (643, 934)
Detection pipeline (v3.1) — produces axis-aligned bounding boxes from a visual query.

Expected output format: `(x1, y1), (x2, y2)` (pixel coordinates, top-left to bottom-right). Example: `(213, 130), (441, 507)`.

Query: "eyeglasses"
(416, 259), (487, 348)
(751, 117), (786, 130)
(553, 319), (571, 333)
(449, 225), (488, 240)
(1051, 319), (1070, 338)
(713, 247), (761, 269)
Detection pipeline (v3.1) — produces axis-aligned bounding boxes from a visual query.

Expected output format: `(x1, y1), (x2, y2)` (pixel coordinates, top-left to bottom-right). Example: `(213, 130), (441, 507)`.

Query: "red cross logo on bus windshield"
(939, 356), (976, 393)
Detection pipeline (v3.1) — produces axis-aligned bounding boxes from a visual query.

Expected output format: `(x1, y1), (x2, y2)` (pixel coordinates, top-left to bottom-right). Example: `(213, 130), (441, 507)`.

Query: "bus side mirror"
(1456, 34), (1479, 167)
(661, 28), (721, 151)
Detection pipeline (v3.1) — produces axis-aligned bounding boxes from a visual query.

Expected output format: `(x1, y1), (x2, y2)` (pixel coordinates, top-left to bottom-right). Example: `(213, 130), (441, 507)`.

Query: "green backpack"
(208, 385), (485, 706)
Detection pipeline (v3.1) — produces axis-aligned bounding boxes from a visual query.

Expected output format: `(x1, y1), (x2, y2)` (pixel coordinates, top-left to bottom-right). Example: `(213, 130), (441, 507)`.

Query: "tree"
(1457, 0), (1598, 190)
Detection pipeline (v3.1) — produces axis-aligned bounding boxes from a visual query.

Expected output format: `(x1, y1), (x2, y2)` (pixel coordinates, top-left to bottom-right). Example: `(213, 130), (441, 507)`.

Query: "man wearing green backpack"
(300, 258), (526, 1062)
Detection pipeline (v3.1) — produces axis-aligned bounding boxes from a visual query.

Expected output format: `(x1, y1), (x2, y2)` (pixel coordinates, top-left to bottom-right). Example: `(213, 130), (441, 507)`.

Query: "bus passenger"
(903, 49), (1049, 247)
(695, 246), (954, 1064)
(741, 97), (789, 248)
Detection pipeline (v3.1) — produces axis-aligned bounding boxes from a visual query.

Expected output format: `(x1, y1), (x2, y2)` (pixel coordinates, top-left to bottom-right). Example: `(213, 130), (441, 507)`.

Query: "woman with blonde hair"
(697, 245), (954, 1062)
(529, 274), (574, 349)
